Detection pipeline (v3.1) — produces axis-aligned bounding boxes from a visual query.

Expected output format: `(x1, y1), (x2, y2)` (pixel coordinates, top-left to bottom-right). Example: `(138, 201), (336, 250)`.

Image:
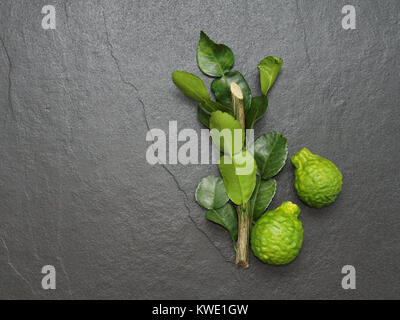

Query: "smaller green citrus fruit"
(291, 148), (342, 208)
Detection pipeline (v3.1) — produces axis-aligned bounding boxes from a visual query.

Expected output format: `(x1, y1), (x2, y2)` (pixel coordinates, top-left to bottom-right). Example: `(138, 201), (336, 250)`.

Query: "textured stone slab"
(0, 0), (399, 299)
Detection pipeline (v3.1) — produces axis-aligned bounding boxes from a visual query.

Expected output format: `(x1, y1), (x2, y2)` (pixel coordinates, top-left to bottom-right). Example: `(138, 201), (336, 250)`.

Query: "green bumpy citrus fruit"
(251, 201), (303, 265)
(291, 148), (342, 208)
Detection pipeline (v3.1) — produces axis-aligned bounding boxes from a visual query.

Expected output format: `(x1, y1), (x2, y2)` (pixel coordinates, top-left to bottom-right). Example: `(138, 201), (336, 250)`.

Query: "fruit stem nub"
(291, 147), (313, 168)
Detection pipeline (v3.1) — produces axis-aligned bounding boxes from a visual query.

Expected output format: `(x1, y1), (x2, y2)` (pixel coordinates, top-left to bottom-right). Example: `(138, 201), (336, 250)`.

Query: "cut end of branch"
(230, 82), (243, 100)
(236, 260), (249, 269)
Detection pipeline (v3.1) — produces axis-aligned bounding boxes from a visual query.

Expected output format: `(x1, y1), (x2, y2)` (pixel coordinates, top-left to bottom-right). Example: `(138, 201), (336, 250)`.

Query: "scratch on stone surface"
(100, 8), (149, 127)
(23, 187), (42, 263)
(46, 21), (75, 297)
(100, 5), (233, 265)
(162, 165), (235, 265)
(64, 0), (70, 23)
(295, 0), (311, 67)
(57, 255), (73, 296)
(55, 198), (73, 297)
(0, 236), (37, 297)
(63, 0), (72, 35)
(54, 159), (73, 297)
(0, 36), (16, 121)
(56, 1), (81, 157)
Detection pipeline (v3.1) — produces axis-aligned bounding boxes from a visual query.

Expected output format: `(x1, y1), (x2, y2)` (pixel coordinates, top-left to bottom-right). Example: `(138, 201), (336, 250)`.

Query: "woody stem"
(230, 83), (251, 269)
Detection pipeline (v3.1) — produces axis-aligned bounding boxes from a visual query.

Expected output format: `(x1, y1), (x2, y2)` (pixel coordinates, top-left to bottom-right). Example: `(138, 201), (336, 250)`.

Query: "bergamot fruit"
(251, 201), (303, 265)
(291, 148), (342, 208)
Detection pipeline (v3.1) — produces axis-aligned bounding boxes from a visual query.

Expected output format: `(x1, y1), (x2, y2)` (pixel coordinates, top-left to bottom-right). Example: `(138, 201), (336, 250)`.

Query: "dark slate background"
(0, 0), (399, 299)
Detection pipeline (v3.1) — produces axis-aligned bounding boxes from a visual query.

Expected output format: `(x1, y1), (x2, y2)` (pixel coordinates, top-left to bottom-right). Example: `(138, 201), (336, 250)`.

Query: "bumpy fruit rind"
(251, 201), (303, 265)
(291, 148), (342, 208)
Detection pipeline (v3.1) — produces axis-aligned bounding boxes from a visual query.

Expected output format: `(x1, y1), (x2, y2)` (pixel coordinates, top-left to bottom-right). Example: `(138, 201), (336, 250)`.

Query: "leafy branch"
(172, 31), (285, 268)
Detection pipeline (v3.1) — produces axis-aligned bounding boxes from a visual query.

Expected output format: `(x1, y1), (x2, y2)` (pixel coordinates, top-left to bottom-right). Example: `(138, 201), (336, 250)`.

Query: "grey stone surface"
(0, 0), (399, 299)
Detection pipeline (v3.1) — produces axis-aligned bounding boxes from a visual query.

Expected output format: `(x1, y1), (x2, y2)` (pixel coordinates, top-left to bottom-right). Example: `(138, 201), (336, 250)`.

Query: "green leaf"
(218, 151), (257, 205)
(211, 71), (252, 112)
(197, 101), (233, 128)
(250, 176), (276, 221)
(195, 176), (229, 209)
(206, 203), (238, 247)
(204, 99), (234, 115)
(258, 56), (283, 95)
(197, 104), (211, 128)
(253, 132), (288, 179)
(209, 111), (244, 155)
(172, 71), (210, 102)
(196, 31), (234, 77)
(245, 96), (268, 129)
